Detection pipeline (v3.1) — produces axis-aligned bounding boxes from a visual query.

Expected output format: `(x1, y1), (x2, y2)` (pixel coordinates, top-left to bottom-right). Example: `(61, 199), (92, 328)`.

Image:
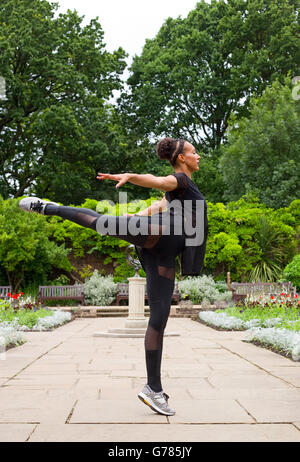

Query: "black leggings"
(45, 204), (185, 392)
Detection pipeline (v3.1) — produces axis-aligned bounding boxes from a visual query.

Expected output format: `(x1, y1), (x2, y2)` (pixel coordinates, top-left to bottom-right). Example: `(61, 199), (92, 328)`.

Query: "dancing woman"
(19, 137), (208, 416)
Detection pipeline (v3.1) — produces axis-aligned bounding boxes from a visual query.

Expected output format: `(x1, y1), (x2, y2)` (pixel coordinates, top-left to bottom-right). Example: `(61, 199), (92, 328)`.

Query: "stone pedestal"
(124, 277), (147, 329)
(94, 277), (179, 338)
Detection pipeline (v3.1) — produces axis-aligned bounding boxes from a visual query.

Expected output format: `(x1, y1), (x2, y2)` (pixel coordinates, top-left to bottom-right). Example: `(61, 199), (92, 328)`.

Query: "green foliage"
(50, 275), (70, 286)
(191, 154), (227, 206)
(248, 215), (294, 282)
(224, 304), (300, 332)
(219, 76), (300, 208)
(205, 194), (297, 281)
(121, 0), (300, 151)
(78, 265), (94, 281)
(0, 305), (53, 329)
(0, 196), (73, 289)
(1, 194), (298, 290)
(118, 0), (300, 204)
(48, 196), (161, 282)
(282, 254), (300, 291)
(0, 0), (127, 203)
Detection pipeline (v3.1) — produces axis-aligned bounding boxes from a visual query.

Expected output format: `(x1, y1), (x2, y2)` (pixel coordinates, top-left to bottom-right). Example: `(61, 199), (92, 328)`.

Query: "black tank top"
(165, 172), (209, 276)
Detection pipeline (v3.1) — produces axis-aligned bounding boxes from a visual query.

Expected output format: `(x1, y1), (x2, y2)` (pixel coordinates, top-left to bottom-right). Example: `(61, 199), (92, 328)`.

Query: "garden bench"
(115, 282), (180, 305)
(0, 286), (12, 299)
(226, 272), (296, 305)
(37, 285), (85, 305)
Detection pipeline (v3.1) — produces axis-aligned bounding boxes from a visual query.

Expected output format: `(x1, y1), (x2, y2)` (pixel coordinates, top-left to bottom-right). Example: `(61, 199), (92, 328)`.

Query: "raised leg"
(44, 204), (166, 247)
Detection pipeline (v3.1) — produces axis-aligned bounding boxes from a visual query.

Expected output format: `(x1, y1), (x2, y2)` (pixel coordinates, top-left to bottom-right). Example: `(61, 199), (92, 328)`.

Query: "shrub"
(178, 275), (232, 304)
(282, 254), (300, 292)
(0, 321), (25, 347)
(0, 196), (73, 289)
(84, 271), (117, 306)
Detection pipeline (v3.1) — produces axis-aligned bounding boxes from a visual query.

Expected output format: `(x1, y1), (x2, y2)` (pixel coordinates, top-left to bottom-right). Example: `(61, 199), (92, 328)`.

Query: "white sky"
(55, 0), (203, 60)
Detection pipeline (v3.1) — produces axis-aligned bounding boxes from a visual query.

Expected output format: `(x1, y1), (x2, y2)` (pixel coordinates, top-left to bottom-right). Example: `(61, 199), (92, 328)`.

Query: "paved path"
(0, 317), (300, 442)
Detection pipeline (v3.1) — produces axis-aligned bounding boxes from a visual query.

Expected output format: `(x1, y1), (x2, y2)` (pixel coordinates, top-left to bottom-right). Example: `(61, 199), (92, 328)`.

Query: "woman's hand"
(97, 172), (178, 192)
(96, 172), (132, 189)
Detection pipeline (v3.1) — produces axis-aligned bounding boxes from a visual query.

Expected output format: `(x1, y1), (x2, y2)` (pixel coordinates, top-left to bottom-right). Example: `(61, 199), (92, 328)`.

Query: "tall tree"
(121, 0), (300, 149)
(219, 76), (300, 208)
(119, 0), (300, 202)
(0, 0), (127, 203)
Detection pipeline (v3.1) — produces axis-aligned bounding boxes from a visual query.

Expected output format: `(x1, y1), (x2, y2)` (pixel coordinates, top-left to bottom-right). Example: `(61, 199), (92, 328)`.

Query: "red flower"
(7, 292), (11, 297)
(270, 296), (274, 300)
(280, 292), (285, 296)
(20, 292), (24, 295)
(12, 295), (18, 299)
(294, 294), (298, 299)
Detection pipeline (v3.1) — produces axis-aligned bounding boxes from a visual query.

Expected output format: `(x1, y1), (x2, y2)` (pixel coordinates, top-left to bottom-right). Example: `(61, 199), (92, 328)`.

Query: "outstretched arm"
(133, 196), (167, 217)
(96, 172), (177, 192)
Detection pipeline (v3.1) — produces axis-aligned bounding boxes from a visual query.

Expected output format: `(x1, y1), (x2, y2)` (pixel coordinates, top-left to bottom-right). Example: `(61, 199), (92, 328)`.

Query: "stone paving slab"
(185, 387), (300, 401)
(218, 338), (299, 367)
(164, 399), (254, 424)
(0, 395), (75, 423)
(265, 367), (300, 388)
(6, 374), (79, 388)
(70, 397), (253, 425)
(0, 317), (299, 442)
(294, 422), (300, 431)
(207, 372), (294, 389)
(237, 398), (300, 423)
(70, 399), (168, 424)
(0, 424), (37, 442)
(27, 423), (300, 442)
(166, 364), (213, 378)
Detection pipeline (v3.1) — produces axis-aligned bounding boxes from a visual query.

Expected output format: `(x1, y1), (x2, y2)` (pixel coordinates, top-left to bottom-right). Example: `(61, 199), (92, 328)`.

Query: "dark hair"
(156, 137), (186, 166)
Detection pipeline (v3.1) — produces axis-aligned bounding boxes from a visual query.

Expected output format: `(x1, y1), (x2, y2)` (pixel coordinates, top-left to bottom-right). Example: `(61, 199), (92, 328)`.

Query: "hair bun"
(156, 137), (177, 161)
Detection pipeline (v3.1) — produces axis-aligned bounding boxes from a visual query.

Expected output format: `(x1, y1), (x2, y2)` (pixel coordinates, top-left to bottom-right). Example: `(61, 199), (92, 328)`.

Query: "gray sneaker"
(19, 197), (59, 215)
(138, 385), (176, 416)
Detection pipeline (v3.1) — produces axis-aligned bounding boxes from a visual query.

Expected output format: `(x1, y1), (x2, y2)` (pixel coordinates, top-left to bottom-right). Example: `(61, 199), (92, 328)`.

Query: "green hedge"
(0, 194), (299, 291)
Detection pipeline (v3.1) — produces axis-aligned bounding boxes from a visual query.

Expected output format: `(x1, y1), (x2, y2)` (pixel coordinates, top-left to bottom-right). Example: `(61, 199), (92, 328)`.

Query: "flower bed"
(0, 322), (26, 350)
(0, 295), (73, 350)
(198, 292), (300, 361)
(15, 310), (72, 331)
(246, 327), (300, 361)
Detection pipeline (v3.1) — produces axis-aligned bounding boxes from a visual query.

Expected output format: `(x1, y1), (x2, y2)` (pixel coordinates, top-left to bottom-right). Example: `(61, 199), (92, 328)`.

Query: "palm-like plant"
(249, 216), (288, 282)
